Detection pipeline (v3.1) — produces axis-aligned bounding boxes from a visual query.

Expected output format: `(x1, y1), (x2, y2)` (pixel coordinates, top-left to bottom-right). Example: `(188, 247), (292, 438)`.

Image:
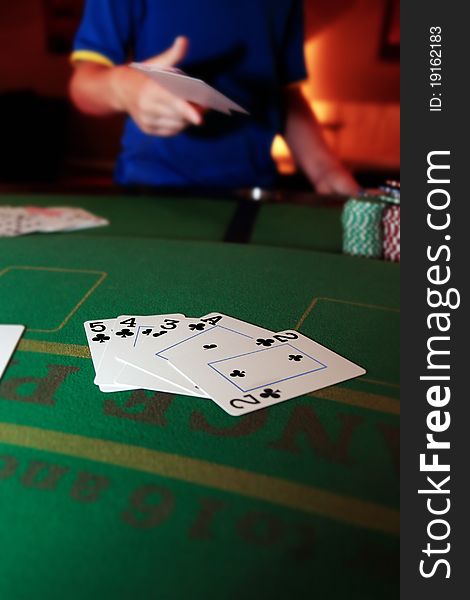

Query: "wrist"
(109, 65), (137, 113)
(308, 157), (343, 185)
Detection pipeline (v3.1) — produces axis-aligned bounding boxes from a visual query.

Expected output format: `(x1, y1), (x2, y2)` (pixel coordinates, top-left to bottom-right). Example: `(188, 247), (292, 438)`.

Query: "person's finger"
(189, 102), (207, 117)
(139, 82), (201, 124)
(143, 36), (189, 69)
(154, 116), (187, 131)
(140, 96), (201, 127)
(173, 98), (203, 125)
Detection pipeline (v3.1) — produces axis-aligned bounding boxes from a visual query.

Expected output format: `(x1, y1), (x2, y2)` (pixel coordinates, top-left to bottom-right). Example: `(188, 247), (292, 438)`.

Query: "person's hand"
(112, 36), (204, 136)
(313, 163), (361, 196)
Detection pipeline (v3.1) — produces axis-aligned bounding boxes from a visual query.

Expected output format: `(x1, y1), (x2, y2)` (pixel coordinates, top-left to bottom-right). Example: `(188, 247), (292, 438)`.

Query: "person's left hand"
(313, 163), (361, 196)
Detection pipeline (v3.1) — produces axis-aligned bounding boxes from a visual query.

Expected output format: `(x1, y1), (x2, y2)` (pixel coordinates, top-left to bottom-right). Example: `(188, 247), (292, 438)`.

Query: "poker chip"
(382, 205), (400, 262)
(341, 198), (385, 258)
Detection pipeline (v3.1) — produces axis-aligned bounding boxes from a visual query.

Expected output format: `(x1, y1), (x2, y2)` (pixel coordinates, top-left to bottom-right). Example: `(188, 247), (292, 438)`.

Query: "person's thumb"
(143, 36), (189, 69)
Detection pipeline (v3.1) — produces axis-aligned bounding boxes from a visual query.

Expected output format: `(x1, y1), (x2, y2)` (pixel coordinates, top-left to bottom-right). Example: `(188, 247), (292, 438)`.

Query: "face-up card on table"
(120, 313), (273, 387)
(115, 316), (218, 394)
(198, 313), (273, 338)
(93, 314), (203, 395)
(84, 318), (138, 392)
(0, 325), (24, 380)
(164, 328), (366, 416)
(118, 313), (274, 396)
(84, 316), (198, 394)
(0, 206), (108, 237)
(155, 313), (275, 390)
(25, 207), (108, 232)
(93, 314), (186, 388)
(115, 363), (206, 397)
(130, 63), (249, 116)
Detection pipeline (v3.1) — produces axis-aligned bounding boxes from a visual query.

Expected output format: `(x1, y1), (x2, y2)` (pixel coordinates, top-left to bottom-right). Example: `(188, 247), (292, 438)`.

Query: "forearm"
(69, 54), (202, 136)
(69, 63), (134, 116)
(282, 87), (359, 195)
(283, 87), (341, 182)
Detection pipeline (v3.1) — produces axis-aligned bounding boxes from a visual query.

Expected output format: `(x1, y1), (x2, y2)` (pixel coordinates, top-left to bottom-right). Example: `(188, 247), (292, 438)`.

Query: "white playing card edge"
(0, 324), (25, 380)
(115, 357), (210, 398)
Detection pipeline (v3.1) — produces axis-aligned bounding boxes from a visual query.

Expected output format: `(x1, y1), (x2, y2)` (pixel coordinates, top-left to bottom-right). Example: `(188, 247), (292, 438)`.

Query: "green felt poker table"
(0, 193), (399, 599)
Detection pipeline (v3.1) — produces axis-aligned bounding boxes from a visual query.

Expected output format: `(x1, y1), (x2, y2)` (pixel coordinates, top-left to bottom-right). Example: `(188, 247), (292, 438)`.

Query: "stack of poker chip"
(341, 180), (400, 261)
(380, 181), (400, 262)
(382, 204), (400, 262)
(378, 180), (400, 204)
(341, 197), (385, 258)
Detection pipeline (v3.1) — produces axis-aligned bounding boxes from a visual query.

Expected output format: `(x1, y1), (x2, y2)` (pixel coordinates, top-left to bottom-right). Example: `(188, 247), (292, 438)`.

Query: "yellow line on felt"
(18, 339), (91, 359)
(1, 266), (106, 276)
(310, 386), (399, 415)
(35, 271), (108, 333)
(294, 296), (400, 391)
(0, 266), (108, 333)
(0, 423), (399, 536)
(361, 377), (400, 390)
(295, 297), (320, 331)
(295, 296), (400, 331)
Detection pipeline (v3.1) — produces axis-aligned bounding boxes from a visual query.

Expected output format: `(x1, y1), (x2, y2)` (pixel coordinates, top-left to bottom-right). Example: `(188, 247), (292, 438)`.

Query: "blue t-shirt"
(72, 0), (306, 188)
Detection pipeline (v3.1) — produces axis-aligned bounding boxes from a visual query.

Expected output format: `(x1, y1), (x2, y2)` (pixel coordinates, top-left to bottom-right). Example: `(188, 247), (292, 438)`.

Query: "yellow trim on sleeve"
(70, 50), (115, 67)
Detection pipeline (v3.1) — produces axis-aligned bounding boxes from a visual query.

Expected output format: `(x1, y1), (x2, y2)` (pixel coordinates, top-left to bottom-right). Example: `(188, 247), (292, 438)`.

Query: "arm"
(283, 86), (360, 195)
(69, 37), (203, 137)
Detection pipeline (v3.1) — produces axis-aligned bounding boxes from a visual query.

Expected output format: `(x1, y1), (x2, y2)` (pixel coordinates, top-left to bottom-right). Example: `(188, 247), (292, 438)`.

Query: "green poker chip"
(341, 198), (385, 258)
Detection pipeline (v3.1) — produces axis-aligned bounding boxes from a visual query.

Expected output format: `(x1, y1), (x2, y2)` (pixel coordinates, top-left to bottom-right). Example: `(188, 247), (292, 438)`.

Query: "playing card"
(164, 328), (366, 416)
(23, 207), (108, 233)
(115, 363), (206, 397)
(130, 64), (249, 115)
(0, 206), (108, 237)
(0, 207), (28, 237)
(197, 313), (274, 338)
(93, 314), (200, 394)
(119, 313), (268, 381)
(84, 318), (139, 392)
(116, 313), (273, 397)
(115, 316), (216, 395)
(0, 325), (25, 380)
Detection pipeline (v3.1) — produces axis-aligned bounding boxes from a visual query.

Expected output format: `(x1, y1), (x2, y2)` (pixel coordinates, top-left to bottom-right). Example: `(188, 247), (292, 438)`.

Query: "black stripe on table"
(223, 201), (261, 244)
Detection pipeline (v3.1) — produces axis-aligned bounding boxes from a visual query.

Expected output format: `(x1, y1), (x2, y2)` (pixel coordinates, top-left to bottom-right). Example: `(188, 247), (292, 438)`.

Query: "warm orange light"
(271, 136), (294, 174)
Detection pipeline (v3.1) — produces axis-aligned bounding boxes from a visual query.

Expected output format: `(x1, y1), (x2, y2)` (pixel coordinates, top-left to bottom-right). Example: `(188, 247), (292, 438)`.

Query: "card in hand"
(164, 328), (366, 416)
(130, 63), (249, 115)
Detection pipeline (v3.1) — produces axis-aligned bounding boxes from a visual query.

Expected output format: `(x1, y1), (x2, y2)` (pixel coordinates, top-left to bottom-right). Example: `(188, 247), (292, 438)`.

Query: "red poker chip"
(382, 206), (400, 262)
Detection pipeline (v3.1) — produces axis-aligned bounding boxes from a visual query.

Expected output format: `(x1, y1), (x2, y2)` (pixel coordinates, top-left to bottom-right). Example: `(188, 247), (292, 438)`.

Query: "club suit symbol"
(256, 338), (275, 347)
(230, 370), (246, 378)
(116, 328), (134, 338)
(92, 333), (110, 343)
(260, 388), (281, 399)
